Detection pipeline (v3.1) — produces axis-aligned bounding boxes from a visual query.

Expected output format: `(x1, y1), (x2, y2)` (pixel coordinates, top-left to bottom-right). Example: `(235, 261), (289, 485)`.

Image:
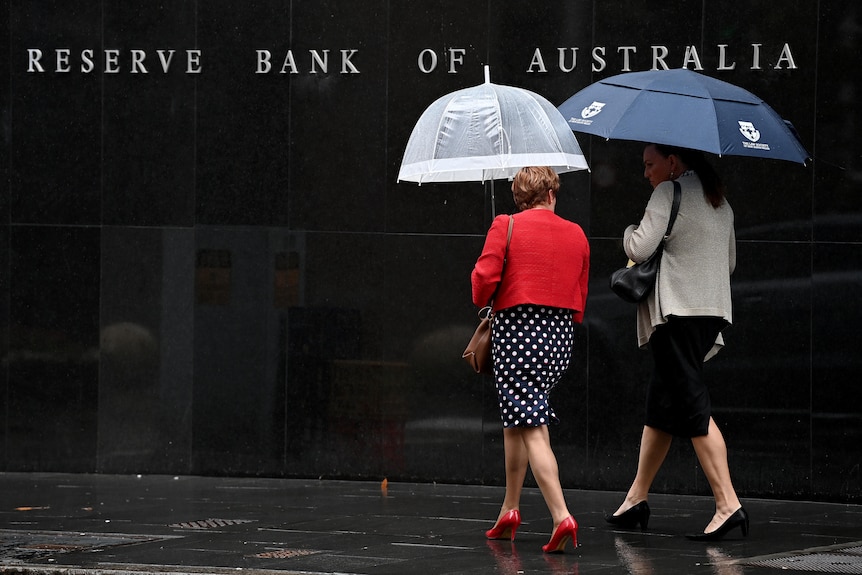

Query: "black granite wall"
(2, 1), (860, 502)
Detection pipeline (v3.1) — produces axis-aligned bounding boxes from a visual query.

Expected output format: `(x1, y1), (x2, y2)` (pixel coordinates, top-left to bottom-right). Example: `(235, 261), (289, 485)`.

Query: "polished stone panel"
(813, 4), (862, 242)
(3, 0), (861, 503)
(0, 10), (7, 229)
(195, 2), (292, 227)
(191, 227), (293, 474)
(584, 237), (655, 490)
(382, 233), (496, 483)
(8, 3), (103, 226)
(711, 240), (814, 498)
(288, 0), (390, 233)
(100, 3), (197, 227)
(0, 226), (8, 469)
(282, 230), (388, 477)
(387, 0), (492, 235)
(811, 242), (862, 499)
(7, 226), (101, 471)
(98, 227), (195, 474)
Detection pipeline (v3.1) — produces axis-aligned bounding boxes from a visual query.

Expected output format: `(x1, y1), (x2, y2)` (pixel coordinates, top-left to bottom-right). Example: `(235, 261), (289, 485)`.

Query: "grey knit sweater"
(623, 172), (736, 358)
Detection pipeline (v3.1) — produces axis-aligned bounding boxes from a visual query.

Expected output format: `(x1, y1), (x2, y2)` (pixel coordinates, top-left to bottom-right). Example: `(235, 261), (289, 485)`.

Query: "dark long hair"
(653, 144), (726, 208)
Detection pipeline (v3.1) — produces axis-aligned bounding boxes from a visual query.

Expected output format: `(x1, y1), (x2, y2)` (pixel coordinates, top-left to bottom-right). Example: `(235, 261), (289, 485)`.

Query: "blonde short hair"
(511, 166), (559, 211)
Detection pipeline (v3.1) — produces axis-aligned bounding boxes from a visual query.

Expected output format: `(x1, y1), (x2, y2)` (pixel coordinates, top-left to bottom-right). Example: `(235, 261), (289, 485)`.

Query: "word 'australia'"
(528, 43), (797, 72)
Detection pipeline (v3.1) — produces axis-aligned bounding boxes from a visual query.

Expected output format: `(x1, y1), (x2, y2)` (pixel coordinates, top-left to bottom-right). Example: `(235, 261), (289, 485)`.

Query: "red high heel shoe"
(485, 509), (521, 541)
(542, 515), (578, 553)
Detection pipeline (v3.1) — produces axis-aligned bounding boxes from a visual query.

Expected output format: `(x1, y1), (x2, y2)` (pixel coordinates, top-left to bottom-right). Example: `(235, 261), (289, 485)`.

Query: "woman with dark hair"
(605, 144), (747, 541)
(472, 166), (590, 553)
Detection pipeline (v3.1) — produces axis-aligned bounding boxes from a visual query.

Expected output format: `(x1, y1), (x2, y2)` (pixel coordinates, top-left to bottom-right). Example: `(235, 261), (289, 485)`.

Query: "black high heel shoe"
(605, 501), (650, 529)
(686, 507), (749, 541)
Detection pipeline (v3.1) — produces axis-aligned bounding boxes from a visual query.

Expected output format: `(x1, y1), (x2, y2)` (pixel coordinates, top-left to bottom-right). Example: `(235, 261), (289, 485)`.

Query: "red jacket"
(472, 210), (590, 323)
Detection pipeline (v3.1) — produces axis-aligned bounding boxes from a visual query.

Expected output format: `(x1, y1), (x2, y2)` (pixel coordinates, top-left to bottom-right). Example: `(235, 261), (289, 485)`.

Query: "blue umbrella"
(558, 69), (811, 165)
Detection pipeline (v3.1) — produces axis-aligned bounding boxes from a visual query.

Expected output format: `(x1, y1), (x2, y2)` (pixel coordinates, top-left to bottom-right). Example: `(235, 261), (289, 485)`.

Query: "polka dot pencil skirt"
(491, 305), (574, 428)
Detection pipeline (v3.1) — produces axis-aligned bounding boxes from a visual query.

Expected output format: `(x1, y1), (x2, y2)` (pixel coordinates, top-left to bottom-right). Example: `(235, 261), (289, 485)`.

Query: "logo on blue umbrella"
(568, 101), (606, 126)
(581, 101), (606, 119)
(738, 121), (761, 143)
(738, 121), (771, 151)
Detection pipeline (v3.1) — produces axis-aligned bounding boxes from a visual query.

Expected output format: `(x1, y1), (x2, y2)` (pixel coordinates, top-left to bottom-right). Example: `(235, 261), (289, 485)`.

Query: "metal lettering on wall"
(24, 43), (799, 75)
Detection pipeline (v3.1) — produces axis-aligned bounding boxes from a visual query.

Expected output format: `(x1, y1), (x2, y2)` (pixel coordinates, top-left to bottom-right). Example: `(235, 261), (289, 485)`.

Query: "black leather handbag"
(610, 181), (681, 303)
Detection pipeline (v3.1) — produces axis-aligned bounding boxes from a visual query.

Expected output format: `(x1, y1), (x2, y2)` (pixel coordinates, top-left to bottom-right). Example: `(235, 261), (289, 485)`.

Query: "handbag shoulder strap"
(663, 181), (682, 240)
(502, 215), (514, 265)
(487, 215), (514, 307)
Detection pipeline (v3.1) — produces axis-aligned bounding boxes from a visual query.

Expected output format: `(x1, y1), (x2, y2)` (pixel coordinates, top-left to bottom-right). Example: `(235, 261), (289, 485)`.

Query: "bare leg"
(519, 425), (571, 527)
(614, 425), (673, 515)
(495, 427), (529, 522)
(691, 417), (741, 532)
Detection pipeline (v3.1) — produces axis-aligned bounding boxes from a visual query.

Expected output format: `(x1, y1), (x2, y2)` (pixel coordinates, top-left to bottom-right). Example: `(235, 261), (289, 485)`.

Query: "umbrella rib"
(431, 94), (457, 162)
(491, 84), (506, 158)
(539, 98), (573, 164)
(706, 98), (723, 156)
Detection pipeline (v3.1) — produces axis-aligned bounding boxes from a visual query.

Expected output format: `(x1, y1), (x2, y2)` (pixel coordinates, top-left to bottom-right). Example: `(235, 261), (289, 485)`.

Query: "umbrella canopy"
(558, 68), (811, 165)
(398, 69), (589, 184)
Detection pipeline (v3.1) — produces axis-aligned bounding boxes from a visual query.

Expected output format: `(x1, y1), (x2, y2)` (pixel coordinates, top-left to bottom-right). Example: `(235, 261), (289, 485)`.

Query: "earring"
(670, 171), (675, 179)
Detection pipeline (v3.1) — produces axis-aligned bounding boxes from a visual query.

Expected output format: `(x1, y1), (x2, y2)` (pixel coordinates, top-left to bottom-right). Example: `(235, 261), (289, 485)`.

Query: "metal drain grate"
(169, 518), (256, 529)
(251, 548), (323, 559)
(0, 529), (172, 563)
(744, 543), (862, 574)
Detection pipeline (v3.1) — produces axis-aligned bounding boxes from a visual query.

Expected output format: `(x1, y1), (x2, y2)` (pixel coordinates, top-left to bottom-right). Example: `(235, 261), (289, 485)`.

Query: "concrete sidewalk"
(0, 472), (860, 574)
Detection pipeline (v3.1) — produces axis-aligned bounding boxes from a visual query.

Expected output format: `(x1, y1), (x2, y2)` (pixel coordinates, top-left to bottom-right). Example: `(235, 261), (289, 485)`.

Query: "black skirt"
(645, 316), (727, 437)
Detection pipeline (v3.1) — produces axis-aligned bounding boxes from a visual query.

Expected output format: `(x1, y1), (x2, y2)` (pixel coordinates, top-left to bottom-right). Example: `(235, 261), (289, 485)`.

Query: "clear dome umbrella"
(398, 66), (589, 217)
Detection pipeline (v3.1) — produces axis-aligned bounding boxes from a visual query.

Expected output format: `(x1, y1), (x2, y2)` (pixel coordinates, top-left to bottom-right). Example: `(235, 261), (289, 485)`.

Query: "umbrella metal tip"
(484, 65), (490, 83)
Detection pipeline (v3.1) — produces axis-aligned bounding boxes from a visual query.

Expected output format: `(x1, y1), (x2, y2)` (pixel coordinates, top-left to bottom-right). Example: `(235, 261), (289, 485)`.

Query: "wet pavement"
(0, 472), (860, 575)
